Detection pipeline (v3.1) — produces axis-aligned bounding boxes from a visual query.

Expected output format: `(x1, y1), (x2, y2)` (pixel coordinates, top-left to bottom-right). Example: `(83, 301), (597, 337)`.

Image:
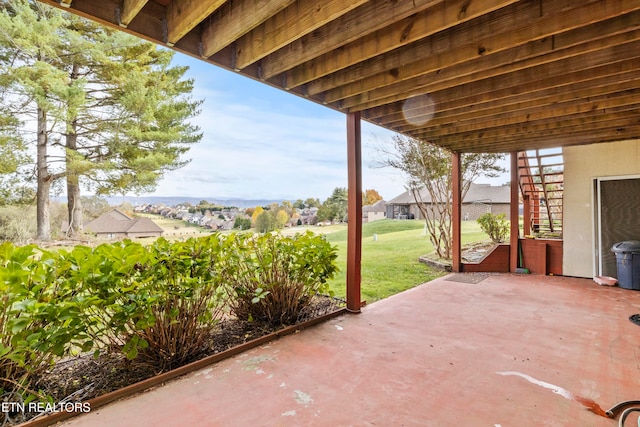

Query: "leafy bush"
(70, 237), (227, 371)
(477, 213), (510, 243)
(131, 237), (227, 370)
(221, 232), (338, 326)
(0, 243), (89, 399)
(0, 231), (339, 392)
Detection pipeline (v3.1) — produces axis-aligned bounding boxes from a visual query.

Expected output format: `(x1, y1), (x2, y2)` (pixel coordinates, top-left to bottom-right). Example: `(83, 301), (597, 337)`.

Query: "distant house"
(85, 209), (164, 239)
(362, 200), (387, 223)
(387, 183), (511, 221)
(299, 207), (319, 225)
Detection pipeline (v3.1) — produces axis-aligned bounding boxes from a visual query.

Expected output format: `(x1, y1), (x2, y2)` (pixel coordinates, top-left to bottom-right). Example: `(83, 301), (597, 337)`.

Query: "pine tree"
(0, 0), (202, 239)
(0, 0), (68, 239)
(0, 106), (29, 205)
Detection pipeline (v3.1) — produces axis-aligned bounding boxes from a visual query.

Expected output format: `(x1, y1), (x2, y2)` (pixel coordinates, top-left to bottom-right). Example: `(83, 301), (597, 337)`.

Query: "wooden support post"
(510, 151), (520, 272)
(346, 112), (362, 313)
(452, 151), (462, 273)
(523, 195), (531, 236)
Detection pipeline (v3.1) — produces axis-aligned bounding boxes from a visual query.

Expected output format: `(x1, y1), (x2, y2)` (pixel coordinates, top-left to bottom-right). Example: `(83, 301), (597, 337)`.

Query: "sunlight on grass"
(324, 219), (490, 304)
(136, 213), (214, 244)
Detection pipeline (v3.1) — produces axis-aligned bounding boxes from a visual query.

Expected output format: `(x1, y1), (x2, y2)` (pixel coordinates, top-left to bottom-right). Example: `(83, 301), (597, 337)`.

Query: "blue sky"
(143, 52), (409, 202)
(146, 52), (510, 203)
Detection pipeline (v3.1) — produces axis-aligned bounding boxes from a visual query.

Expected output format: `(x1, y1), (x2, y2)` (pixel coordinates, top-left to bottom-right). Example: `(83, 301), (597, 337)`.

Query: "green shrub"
(0, 230), (339, 389)
(477, 213), (510, 243)
(72, 237), (227, 371)
(221, 232), (338, 326)
(131, 237), (227, 370)
(0, 243), (89, 399)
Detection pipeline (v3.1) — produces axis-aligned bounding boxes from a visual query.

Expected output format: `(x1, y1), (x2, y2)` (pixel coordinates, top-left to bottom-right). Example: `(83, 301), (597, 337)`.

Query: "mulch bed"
(36, 319), (275, 403)
(12, 296), (344, 425)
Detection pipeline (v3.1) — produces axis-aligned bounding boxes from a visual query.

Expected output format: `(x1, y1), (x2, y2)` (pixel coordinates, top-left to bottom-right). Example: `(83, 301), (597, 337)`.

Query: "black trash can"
(611, 240), (640, 290)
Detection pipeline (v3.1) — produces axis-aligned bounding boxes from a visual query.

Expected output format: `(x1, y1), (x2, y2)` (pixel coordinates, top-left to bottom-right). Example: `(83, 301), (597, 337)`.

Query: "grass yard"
(324, 219), (491, 303)
(137, 213), (213, 242)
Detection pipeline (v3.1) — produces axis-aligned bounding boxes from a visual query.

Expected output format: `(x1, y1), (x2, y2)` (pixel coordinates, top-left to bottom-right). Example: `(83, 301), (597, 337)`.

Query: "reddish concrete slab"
(60, 274), (640, 426)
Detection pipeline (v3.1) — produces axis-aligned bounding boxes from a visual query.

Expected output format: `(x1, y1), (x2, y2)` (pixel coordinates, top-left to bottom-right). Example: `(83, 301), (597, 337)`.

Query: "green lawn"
(324, 219), (491, 303)
(137, 213), (214, 243)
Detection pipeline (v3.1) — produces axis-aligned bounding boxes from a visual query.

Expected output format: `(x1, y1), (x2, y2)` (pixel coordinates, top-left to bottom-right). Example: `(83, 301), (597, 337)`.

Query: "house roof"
(388, 183), (510, 205)
(362, 200), (387, 213)
(39, 1), (640, 154)
(85, 209), (164, 235)
(126, 217), (164, 234)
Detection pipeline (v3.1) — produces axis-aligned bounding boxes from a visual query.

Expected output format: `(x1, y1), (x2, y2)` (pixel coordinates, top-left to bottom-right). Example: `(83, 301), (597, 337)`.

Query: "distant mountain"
(102, 196), (285, 209)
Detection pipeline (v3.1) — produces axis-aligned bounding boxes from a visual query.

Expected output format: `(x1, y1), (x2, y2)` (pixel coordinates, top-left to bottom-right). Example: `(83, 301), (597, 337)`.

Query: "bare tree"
(380, 135), (505, 259)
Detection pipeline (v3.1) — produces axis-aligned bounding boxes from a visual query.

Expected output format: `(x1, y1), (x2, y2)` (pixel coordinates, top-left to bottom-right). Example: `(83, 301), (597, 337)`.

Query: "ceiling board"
(37, 0), (640, 153)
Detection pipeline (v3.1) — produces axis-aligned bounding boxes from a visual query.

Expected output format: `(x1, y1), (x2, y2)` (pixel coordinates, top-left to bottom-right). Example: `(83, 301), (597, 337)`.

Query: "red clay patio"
(55, 273), (640, 427)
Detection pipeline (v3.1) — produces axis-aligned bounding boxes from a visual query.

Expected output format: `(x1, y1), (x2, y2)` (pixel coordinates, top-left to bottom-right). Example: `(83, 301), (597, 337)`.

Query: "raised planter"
(462, 244), (510, 273)
(418, 256), (452, 272)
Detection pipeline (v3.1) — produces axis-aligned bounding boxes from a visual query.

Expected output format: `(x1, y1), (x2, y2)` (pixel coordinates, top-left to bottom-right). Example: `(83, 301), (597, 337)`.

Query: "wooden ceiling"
(39, 0), (640, 153)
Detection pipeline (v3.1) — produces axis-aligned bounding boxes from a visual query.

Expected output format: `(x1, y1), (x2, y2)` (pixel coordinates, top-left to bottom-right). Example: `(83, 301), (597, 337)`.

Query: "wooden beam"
(309, 0), (640, 96)
(392, 78), (640, 131)
(286, 0), (518, 89)
(421, 113), (640, 149)
(307, 2), (534, 97)
(36, 0), (204, 57)
(119, 0), (148, 27)
(415, 94), (640, 139)
(200, 0), (296, 58)
(422, 122), (640, 153)
(346, 112), (362, 313)
(365, 67), (640, 128)
(510, 152), (519, 272)
(166, 0), (225, 46)
(341, 32), (640, 111)
(347, 43), (640, 115)
(523, 195), (531, 236)
(232, 0), (368, 70)
(363, 70), (640, 128)
(260, 0), (442, 80)
(323, 18), (640, 104)
(451, 151), (462, 273)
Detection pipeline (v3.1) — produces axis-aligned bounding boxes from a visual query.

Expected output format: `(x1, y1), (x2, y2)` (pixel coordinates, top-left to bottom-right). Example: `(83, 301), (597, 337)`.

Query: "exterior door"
(596, 177), (640, 277)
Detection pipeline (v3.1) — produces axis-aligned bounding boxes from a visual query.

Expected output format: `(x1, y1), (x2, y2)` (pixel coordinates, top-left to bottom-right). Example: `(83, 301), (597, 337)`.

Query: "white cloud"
(146, 55), (407, 202)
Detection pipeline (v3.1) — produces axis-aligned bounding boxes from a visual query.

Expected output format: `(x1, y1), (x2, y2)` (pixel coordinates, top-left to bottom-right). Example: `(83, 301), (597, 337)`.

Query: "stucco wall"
(563, 139), (640, 277)
(364, 212), (386, 222)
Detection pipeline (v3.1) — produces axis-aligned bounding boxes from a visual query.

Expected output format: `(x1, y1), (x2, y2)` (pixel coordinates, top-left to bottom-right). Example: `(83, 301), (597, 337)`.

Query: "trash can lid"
(611, 240), (640, 253)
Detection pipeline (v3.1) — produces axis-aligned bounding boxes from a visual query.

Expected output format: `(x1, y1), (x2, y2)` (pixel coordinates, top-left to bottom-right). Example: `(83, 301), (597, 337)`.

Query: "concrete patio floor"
(60, 274), (640, 426)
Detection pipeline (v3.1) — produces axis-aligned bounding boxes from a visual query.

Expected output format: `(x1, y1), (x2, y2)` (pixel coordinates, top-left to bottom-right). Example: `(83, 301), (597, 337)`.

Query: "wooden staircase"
(517, 150), (564, 238)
